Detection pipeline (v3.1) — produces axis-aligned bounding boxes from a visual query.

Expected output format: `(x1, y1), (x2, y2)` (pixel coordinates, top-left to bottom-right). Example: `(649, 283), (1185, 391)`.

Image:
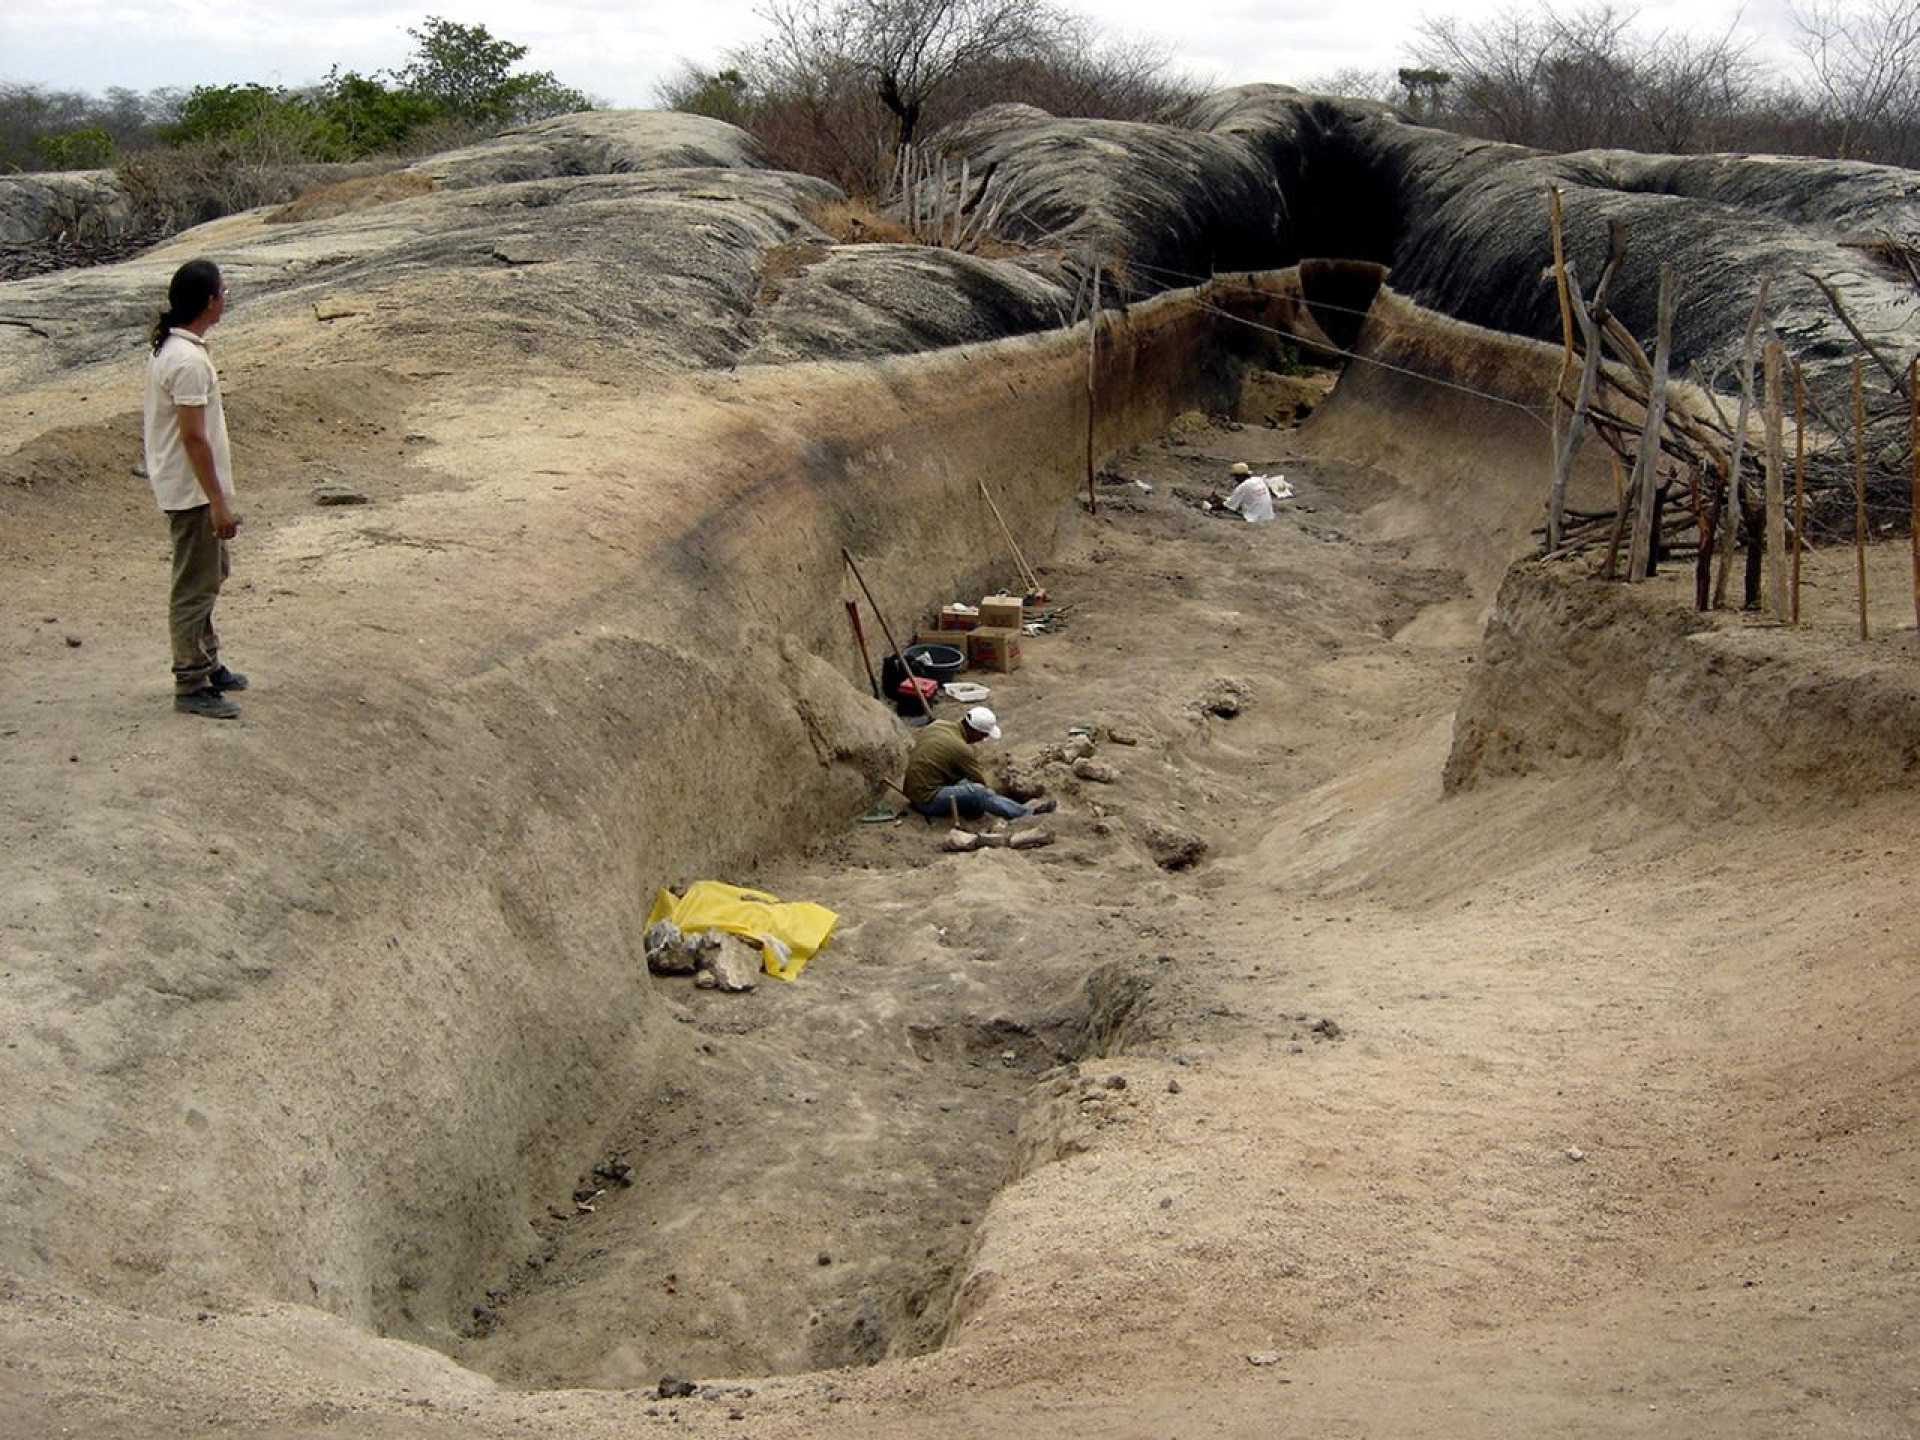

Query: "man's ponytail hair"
(149, 259), (222, 354)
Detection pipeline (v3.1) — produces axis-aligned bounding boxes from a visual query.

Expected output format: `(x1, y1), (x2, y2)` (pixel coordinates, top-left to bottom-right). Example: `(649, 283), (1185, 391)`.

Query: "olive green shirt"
(903, 719), (987, 805)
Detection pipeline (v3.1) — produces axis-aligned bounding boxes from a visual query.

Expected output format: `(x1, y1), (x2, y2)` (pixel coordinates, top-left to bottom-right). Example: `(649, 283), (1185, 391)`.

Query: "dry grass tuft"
(271, 171), (435, 224)
(805, 198), (912, 244)
(803, 195), (1033, 259)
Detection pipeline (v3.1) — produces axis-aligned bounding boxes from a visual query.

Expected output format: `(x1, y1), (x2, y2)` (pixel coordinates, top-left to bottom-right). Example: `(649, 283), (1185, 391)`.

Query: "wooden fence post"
(1548, 241), (1625, 553)
(1911, 356), (1919, 635)
(1549, 188), (1576, 359)
(1792, 358), (1807, 626)
(1763, 341), (1786, 618)
(1695, 451), (1724, 609)
(1852, 357), (1870, 640)
(1713, 280), (1770, 608)
(1627, 264), (1678, 582)
(1547, 192), (1571, 530)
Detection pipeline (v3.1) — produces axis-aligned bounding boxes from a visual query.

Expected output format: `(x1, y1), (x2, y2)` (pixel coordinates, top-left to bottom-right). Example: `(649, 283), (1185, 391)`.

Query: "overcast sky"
(2, 0), (1809, 108)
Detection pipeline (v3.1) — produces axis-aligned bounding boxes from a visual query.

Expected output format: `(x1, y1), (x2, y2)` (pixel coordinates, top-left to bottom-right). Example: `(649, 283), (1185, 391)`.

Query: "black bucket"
(904, 643), (966, 685)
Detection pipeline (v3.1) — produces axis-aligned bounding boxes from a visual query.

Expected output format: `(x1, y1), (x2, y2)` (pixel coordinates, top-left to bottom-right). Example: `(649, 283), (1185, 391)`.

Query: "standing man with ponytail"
(144, 258), (248, 719)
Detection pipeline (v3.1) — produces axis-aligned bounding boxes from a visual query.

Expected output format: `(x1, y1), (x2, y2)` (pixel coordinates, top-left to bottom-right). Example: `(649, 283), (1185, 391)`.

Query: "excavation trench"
(382, 288), (1312, 1389)
(1, 271), (1565, 1393)
(0, 282), (1299, 1352)
(379, 276), (1526, 1393)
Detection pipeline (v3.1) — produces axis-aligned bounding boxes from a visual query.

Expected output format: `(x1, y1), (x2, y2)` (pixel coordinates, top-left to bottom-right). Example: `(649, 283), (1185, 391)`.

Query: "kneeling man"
(904, 706), (1056, 821)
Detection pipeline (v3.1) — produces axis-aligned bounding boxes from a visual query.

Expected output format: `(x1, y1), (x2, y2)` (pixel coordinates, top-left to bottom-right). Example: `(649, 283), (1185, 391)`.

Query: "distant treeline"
(655, 0), (1199, 195)
(0, 16), (589, 174)
(1315, 0), (1919, 170)
(662, 0), (1920, 189)
(6, 0), (1914, 202)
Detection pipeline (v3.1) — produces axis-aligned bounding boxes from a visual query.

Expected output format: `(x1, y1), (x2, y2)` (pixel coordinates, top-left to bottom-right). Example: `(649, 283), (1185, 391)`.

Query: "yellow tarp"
(644, 881), (839, 982)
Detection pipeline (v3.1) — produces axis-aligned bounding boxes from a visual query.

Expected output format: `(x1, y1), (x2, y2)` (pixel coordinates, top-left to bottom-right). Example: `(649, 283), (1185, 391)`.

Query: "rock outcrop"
(0, 170), (139, 247)
(934, 86), (1919, 408)
(9, 95), (1915, 400)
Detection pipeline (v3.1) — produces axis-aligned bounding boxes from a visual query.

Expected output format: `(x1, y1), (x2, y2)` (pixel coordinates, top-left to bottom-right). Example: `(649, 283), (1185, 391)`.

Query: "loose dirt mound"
(270, 172), (438, 224)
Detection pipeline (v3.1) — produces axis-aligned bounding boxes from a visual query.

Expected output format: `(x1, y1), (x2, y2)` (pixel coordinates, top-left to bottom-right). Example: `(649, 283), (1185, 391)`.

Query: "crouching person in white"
(1218, 461), (1292, 522)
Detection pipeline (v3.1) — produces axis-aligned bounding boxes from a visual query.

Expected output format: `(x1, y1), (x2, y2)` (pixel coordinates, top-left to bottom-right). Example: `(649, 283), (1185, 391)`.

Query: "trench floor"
(460, 416), (1473, 1389)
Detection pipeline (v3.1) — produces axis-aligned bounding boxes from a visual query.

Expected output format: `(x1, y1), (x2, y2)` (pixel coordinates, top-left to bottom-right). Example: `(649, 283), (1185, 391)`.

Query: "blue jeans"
(913, 781), (1030, 821)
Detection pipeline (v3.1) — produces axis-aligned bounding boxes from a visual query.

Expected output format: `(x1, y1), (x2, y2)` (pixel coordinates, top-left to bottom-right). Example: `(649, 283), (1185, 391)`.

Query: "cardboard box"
(979, 594), (1024, 629)
(938, 604), (980, 632)
(967, 626), (1022, 673)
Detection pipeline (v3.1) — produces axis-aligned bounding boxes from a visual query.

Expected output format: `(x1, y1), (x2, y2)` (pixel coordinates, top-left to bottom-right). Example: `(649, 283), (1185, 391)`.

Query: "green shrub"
(35, 126), (114, 169)
(313, 69), (444, 157)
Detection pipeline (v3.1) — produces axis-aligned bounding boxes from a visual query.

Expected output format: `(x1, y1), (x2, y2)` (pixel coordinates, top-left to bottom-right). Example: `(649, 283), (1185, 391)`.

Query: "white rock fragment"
(701, 933), (761, 992)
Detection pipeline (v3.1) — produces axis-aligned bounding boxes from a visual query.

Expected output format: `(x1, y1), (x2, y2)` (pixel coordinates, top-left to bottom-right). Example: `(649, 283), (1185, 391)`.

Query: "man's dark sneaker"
(208, 666), (249, 692)
(1028, 797), (1058, 815)
(175, 687), (240, 719)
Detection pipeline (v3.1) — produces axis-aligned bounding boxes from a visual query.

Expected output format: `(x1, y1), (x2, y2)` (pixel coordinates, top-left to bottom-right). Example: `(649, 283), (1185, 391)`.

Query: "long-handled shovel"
(842, 547), (935, 720)
(978, 479), (1045, 600)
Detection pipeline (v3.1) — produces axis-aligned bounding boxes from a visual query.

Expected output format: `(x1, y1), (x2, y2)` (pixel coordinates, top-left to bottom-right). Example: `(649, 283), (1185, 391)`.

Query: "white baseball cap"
(964, 705), (1001, 740)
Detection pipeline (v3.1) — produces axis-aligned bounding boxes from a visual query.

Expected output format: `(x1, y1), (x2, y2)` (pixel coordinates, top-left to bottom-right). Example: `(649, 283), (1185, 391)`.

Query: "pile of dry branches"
(1542, 193), (1917, 620)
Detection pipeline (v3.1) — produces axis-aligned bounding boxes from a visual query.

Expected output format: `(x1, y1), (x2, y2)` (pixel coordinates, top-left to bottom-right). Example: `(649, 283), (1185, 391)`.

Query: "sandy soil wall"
(1446, 563), (1920, 813)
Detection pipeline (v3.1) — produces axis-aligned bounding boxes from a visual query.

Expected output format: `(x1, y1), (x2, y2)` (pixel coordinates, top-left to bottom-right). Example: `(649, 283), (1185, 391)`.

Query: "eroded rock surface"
(0, 170), (138, 247)
(938, 86), (1920, 404)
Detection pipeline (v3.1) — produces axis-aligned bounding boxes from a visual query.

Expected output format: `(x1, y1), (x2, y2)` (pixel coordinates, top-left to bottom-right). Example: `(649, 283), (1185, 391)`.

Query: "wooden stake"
(1604, 454), (1630, 581)
(842, 547), (935, 719)
(1852, 358), (1870, 640)
(1548, 187), (1575, 359)
(1085, 262), (1100, 516)
(1696, 450), (1725, 610)
(1547, 250), (1622, 553)
(1628, 264), (1678, 582)
(1792, 358), (1807, 625)
(1713, 279), (1770, 609)
(1546, 188), (1576, 482)
(1742, 488), (1765, 610)
(1911, 356), (1919, 635)
(1763, 341), (1786, 619)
